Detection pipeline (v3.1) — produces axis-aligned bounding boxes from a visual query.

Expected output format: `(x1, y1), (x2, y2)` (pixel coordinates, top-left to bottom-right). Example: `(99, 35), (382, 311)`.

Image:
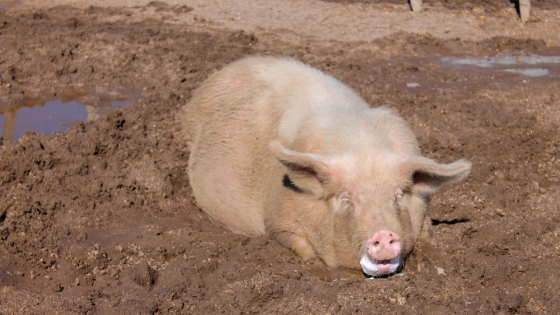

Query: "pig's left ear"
(270, 140), (337, 198)
(407, 156), (472, 195)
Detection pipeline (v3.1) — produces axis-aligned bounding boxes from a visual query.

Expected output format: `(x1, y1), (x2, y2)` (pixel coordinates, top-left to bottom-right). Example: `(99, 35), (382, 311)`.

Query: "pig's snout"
(366, 229), (402, 261)
(360, 229), (402, 277)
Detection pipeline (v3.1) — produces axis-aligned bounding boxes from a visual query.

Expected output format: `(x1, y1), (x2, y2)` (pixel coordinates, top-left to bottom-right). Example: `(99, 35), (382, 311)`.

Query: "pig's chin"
(359, 254), (401, 277)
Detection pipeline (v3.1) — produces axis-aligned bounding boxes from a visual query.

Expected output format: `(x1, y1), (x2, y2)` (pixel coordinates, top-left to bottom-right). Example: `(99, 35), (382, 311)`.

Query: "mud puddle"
(437, 52), (560, 77)
(397, 51), (560, 94)
(0, 89), (142, 141)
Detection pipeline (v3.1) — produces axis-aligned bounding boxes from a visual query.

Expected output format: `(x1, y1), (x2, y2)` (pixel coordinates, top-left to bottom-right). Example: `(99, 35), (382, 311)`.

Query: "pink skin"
(366, 229), (402, 272)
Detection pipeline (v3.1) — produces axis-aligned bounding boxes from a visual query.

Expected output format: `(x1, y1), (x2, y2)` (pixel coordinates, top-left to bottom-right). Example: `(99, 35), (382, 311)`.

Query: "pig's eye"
(337, 194), (353, 211)
(393, 188), (405, 210)
(392, 188), (404, 201)
(394, 188), (404, 199)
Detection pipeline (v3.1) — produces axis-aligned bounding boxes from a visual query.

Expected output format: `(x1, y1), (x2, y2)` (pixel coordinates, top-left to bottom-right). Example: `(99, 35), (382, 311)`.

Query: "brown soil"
(0, 0), (559, 314)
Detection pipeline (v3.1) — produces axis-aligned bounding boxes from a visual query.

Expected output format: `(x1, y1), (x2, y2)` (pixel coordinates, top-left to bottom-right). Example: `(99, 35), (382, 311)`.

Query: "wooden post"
(410, 0), (423, 12)
(519, 0), (531, 23)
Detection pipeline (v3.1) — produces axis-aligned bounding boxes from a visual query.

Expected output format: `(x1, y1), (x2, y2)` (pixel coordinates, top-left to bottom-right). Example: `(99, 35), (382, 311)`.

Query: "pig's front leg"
(271, 230), (317, 261)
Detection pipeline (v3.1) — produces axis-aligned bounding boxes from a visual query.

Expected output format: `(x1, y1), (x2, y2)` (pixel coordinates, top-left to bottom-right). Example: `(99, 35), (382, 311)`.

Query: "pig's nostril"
(373, 241), (379, 246)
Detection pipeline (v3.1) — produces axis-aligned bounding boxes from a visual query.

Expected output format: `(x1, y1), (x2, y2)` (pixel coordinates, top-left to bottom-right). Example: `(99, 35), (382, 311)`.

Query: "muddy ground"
(0, 0), (559, 314)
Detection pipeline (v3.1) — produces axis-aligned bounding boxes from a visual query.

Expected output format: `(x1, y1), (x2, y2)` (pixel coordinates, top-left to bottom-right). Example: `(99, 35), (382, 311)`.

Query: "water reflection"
(399, 51), (560, 95)
(438, 53), (560, 78)
(0, 94), (134, 141)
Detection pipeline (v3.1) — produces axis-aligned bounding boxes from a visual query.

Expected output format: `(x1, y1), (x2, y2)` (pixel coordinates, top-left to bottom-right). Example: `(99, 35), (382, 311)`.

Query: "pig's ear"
(270, 140), (335, 197)
(407, 156), (471, 195)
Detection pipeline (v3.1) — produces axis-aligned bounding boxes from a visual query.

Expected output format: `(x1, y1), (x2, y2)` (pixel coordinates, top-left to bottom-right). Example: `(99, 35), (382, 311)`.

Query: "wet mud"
(0, 87), (140, 141)
(0, 2), (559, 314)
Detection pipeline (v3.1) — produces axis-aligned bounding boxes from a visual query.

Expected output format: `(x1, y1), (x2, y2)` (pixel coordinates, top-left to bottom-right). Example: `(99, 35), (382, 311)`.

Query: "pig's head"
(270, 141), (471, 277)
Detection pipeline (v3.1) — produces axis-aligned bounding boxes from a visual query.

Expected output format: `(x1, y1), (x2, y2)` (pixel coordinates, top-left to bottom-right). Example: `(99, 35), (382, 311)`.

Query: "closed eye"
(337, 194), (354, 212)
(392, 188), (404, 202)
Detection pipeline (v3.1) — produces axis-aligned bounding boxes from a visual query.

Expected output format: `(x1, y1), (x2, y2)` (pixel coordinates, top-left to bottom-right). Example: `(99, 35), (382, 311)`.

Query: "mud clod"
(130, 262), (158, 290)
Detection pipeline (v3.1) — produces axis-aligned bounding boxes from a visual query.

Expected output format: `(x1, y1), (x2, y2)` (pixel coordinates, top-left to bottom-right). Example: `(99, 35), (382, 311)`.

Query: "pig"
(180, 56), (471, 277)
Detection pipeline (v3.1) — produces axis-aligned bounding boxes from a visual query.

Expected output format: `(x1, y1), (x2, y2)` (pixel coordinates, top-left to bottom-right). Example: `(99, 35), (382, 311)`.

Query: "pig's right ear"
(270, 140), (335, 198)
(407, 156), (472, 196)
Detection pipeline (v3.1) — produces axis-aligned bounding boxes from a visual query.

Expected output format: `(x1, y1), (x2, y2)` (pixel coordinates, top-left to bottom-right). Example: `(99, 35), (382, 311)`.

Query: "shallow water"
(438, 53), (560, 77)
(401, 51), (560, 94)
(0, 98), (131, 141)
(0, 88), (140, 140)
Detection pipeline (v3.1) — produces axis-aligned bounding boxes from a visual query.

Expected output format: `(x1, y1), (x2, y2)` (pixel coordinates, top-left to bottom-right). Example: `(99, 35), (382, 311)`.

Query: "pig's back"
(182, 57), (379, 236)
(248, 57), (371, 143)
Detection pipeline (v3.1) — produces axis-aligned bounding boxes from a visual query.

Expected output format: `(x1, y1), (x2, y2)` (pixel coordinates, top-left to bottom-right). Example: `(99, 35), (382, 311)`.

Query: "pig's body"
(181, 56), (471, 276)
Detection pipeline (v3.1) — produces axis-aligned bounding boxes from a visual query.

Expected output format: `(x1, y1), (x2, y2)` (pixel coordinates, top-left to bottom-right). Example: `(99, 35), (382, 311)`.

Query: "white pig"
(180, 56), (471, 277)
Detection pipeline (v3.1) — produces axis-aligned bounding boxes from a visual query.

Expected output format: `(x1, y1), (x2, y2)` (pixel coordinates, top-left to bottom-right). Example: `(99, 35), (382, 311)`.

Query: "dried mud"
(0, 1), (559, 314)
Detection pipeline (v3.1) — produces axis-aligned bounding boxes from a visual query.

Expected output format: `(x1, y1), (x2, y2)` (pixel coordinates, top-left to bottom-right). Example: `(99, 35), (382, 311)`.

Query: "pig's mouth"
(359, 254), (401, 277)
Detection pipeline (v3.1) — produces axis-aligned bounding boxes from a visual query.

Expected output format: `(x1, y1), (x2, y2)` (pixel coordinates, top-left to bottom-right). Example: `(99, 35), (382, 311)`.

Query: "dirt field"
(0, 0), (559, 314)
